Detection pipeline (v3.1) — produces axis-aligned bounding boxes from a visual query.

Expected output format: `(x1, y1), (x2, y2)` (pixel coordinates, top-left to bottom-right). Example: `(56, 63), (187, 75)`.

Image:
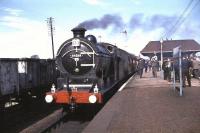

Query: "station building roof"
(140, 39), (200, 57)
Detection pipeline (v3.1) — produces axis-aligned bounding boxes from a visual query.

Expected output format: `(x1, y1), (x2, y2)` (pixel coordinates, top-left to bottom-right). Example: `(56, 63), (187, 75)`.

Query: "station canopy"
(140, 39), (200, 59)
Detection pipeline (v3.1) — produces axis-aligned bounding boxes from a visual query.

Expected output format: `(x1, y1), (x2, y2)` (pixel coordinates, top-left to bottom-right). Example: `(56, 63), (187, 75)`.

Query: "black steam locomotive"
(45, 27), (137, 109)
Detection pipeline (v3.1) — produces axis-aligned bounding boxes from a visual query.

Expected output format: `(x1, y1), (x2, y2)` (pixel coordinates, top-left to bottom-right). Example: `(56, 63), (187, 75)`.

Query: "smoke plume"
(77, 13), (177, 35)
(77, 14), (124, 30)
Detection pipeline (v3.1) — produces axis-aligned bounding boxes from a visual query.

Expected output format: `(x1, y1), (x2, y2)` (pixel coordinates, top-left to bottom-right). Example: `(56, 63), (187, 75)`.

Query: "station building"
(140, 39), (200, 60)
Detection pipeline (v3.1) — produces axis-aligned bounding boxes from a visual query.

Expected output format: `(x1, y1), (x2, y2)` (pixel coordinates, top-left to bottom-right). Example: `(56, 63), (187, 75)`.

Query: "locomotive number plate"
(72, 39), (80, 47)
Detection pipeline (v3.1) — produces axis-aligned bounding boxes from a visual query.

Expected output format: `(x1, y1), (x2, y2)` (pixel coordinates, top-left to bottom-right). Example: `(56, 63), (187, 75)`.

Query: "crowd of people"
(137, 55), (159, 78)
(137, 55), (200, 87)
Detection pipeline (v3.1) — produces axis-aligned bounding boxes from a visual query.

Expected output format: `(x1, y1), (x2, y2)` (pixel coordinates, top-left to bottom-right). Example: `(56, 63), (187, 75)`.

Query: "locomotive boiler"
(45, 27), (137, 109)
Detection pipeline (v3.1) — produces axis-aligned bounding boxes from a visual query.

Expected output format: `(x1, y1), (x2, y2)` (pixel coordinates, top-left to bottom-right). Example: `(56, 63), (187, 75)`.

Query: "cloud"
(97, 28), (164, 55)
(3, 8), (23, 16)
(0, 12), (53, 58)
(125, 28), (164, 55)
(1, 9), (199, 58)
(81, 13), (200, 55)
(0, 16), (42, 31)
(82, 0), (104, 5)
(172, 19), (200, 43)
(129, 0), (141, 5)
(0, 11), (75, 58)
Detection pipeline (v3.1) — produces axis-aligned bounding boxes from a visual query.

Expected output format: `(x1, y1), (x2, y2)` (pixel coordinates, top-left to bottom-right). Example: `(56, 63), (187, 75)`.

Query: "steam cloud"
(76, 13), (200, 53)
(78, 14), (124, 30)
(77, 13), (178, 35)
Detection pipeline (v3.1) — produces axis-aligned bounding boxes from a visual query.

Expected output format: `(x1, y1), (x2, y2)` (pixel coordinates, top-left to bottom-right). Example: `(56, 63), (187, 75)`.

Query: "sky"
(0, 0), (200, 58)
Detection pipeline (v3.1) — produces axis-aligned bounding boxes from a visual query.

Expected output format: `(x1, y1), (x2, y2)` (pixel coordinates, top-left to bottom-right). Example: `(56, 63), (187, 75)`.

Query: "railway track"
(0, 99), (60, 133)
(20, 108), (66, 133)
(42, 106), (98, 133)
(19, 74), (137, 133)
(0, 73), (137, 133)
(20, 105), (102, 133)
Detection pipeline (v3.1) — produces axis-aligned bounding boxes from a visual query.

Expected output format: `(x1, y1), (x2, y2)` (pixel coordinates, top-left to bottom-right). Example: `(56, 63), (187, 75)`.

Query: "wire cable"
(162, 0), (195, 39)
(169, 0), (200, 37)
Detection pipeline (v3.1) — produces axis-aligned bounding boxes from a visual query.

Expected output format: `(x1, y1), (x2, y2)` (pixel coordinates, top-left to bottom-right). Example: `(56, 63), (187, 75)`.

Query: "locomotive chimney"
(71, 27), (87, 38)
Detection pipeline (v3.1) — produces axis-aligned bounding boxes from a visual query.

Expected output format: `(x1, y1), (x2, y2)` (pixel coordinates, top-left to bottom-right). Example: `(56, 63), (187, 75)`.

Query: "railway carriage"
(0, 58), (56, 110)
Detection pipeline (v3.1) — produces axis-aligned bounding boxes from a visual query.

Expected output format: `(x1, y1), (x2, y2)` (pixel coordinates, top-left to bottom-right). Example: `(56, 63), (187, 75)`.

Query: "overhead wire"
(161, 0), (195, 39)
(169, 0), (200, 37)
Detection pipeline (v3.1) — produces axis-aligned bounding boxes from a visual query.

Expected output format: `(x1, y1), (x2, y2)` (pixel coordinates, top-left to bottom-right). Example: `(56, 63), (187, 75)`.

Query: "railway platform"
(83, 71), (200, 133)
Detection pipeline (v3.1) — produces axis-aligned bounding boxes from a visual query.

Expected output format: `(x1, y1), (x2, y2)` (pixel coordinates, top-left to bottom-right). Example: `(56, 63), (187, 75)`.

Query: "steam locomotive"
(45, 27), (137, 109)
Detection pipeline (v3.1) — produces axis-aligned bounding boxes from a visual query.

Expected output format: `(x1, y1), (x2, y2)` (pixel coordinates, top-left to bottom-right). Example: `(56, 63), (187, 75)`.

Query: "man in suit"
(138, 59), (145, 78)
(162, 58), (172, 82)
(151, 55), (158, 78)
(182, 57), (192, 87)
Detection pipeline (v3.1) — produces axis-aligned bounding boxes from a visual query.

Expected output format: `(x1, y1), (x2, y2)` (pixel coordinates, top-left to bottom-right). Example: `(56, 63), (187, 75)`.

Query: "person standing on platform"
(162, 58), (172, 82)
(191, 57), (200, 78)
(163, 59), (168, 80)
(144, 60), (148, 72)
(138, 59), (145, 78)
(148, 61), (152, 71)
(151, 55), (158, 78)
(174, 59), (179, 80)
(182, 57), (192, 87)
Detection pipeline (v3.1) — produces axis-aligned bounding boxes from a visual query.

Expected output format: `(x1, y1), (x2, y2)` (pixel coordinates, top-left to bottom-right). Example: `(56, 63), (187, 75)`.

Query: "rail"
(20, 108), (66, 133)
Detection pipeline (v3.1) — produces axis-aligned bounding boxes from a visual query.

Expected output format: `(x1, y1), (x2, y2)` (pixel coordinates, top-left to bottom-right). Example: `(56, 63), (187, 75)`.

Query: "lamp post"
(160, 38), (163, 78)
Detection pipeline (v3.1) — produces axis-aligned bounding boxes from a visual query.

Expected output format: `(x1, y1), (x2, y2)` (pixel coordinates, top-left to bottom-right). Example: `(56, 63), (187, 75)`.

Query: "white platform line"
(118, 75), (134, 92)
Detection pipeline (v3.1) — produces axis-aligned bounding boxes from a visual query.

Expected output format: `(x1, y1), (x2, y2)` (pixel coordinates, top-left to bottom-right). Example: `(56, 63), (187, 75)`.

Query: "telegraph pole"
(47, 17), (55, 59)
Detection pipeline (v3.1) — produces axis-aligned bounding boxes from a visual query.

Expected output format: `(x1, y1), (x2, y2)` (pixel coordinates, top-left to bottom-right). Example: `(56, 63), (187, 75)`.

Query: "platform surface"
(83, 71), (200, 133)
